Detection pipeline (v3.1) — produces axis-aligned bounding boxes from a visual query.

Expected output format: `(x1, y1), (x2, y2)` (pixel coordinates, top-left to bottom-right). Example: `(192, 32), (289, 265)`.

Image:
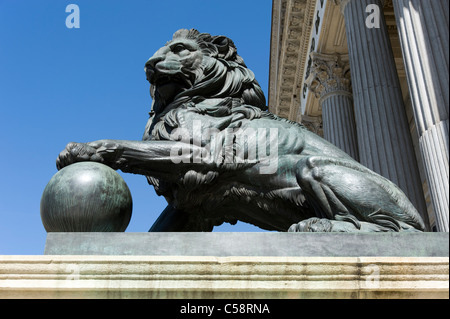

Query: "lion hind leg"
(319, 182), (362, 230)
(296, 156), (362, 230)
(295, 156), (424, 232)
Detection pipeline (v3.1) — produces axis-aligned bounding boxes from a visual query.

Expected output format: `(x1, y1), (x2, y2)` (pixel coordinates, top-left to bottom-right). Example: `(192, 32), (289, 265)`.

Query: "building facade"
(269, 0), (449, 232)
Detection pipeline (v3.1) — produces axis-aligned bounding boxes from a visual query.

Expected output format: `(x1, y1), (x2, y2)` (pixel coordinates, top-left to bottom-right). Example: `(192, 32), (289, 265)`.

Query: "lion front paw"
(56, 142), (105, 170)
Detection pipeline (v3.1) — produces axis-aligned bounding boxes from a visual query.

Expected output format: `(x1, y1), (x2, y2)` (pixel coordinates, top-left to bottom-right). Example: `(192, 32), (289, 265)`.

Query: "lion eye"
(172, 44), (186, 53)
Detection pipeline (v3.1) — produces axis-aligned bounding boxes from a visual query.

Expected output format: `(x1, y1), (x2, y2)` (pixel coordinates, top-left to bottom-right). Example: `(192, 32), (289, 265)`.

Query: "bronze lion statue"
(56, 29), (425, 232)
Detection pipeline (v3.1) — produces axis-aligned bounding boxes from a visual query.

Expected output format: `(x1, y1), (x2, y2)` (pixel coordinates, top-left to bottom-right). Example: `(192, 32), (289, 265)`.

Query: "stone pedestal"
(43, 232), (449, 257)
(338, 0), (428, 224)
(0, 233), (448, 299)
(0, 255), (447, 299)
(393, 0), (449, 232)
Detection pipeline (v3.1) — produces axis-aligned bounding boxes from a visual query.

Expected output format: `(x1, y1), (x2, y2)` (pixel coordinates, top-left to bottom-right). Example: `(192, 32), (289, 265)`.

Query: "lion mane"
(146, 29), (267, 115)
(144, 29), (303, 141)
(141, 29), (285, 210)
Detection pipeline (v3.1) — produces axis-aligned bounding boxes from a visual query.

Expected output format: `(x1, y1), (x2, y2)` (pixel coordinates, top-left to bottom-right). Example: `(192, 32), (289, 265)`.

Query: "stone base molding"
(0, 255), (448, 299)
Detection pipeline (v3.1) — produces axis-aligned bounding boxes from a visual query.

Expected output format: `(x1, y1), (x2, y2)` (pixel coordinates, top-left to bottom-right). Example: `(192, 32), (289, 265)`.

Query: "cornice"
(269, 0), (316, 119)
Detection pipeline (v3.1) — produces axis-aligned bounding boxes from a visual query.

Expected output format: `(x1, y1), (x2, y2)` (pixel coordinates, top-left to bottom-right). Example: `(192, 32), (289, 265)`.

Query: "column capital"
(305, 52), (352, 103)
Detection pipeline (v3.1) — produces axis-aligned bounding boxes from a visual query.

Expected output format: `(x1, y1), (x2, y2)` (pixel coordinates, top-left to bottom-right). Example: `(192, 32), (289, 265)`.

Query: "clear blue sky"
(0, 0), (272, 254)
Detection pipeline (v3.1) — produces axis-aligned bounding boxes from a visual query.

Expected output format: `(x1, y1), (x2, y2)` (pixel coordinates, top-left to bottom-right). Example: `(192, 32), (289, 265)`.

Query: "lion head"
(144, 29), (267, 114)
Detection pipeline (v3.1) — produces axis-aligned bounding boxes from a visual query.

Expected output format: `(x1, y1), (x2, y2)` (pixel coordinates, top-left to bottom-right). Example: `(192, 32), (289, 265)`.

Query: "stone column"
(306, 52), (359, 160)
(393, 0), (449, 232)
(336, 0), (429, 225)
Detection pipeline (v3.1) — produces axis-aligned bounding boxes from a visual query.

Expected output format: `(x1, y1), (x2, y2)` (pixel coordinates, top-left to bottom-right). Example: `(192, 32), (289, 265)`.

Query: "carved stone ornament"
(305, 52), (352, 103)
